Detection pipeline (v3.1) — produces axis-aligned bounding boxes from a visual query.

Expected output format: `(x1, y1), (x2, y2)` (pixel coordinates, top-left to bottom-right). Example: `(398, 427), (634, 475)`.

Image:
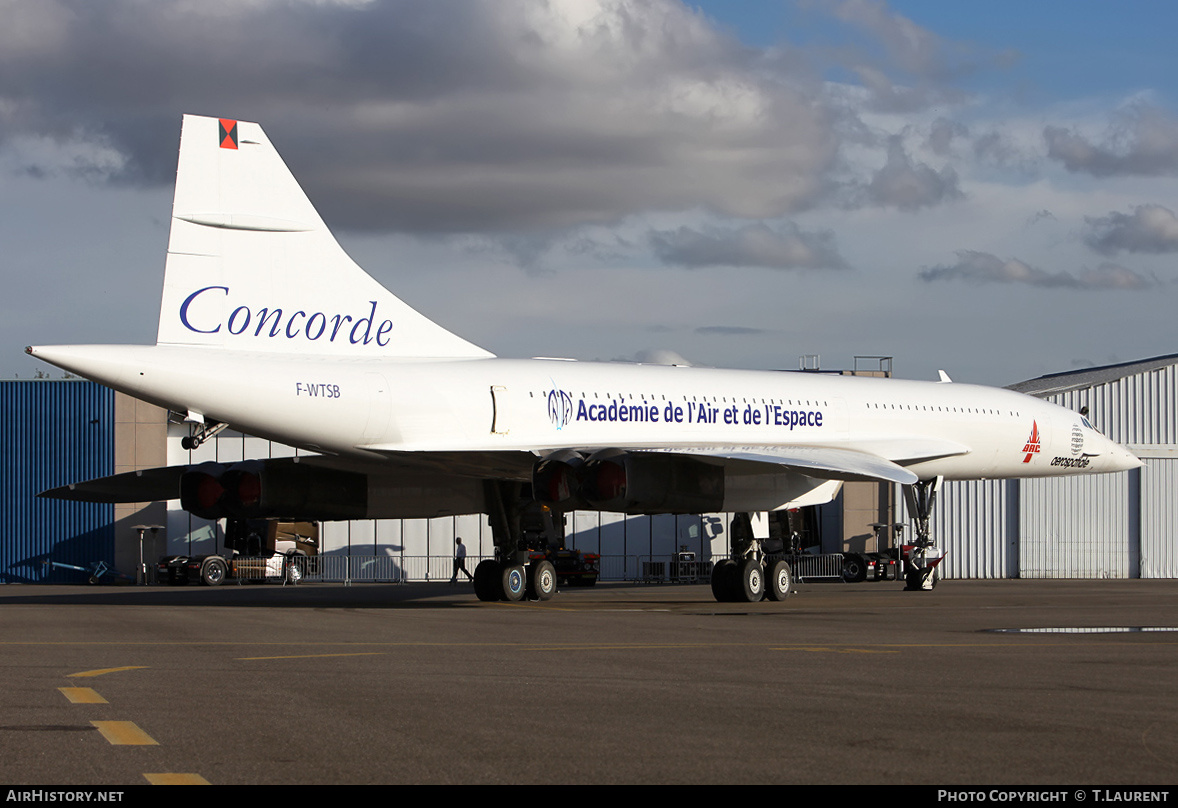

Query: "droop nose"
(1099, 435), (1143, 472)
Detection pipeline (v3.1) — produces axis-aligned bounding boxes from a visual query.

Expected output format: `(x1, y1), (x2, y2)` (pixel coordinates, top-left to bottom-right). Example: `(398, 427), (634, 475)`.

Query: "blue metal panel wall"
(1, 381), (114, 583)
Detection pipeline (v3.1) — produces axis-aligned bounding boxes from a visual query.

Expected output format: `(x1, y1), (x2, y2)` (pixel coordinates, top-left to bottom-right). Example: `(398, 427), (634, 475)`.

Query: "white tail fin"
(157, 115), (492, 359)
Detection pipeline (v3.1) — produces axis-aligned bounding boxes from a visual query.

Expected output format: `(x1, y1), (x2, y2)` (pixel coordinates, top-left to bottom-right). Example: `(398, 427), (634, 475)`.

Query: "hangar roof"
(1009, 353), (1178, 397)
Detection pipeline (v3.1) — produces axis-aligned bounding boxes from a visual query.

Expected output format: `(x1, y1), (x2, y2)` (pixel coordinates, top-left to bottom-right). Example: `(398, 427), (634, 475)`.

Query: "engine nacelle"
(180, 461), (368, 520)
(578, 449), (724, 514)
(532, 450), (586, 509)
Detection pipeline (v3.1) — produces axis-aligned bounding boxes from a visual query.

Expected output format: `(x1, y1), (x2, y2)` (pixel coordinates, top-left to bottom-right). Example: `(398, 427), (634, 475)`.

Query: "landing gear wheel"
(473, 560), (502, 601)
(501, 564), (526, 602)
(905, 567), (938, 591)
(200, 557), (227, 587)
(766, 559), (792, 601)
(528, 560), (557, 600)
(710, 559), (737, 602)
(738, 559), (765, 602)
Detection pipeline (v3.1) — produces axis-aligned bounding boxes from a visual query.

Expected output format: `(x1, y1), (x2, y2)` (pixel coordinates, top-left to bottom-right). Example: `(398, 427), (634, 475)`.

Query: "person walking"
(450, 537), (473, 584)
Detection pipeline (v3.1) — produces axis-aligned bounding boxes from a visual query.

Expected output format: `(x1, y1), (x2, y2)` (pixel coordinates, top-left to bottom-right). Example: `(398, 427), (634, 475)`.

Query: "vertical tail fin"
(157, 115), (492, 359)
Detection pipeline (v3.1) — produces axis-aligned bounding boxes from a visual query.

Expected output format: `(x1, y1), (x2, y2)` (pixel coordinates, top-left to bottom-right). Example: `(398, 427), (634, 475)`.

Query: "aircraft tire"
(905, 568), (938, 591)
(710, 559), (737, 602)
(527, 560), (557, 600)
(766, 559), (792, 601)
(738, 559), (765, 603)
(501, 564), (527, 602)
(473, 560), (502, 601)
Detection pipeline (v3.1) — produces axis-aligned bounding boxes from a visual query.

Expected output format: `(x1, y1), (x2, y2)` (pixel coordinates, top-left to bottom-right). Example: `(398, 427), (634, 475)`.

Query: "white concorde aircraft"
(28, 115), (1141, 602)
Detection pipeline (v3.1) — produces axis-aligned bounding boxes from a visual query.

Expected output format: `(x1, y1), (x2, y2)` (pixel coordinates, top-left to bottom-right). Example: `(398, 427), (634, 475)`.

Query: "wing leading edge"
(663, 445), (920, 484)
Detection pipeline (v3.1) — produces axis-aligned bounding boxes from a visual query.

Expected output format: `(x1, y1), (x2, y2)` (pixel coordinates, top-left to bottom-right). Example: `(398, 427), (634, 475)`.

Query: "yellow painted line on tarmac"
(68, 666), (148, 678)
(775, 646), (900, 654)
(59, 687), (108, 703)
(91, 721), (158, 746)
(236, 652), (387, 661)
(526, 643), (713, 651)
(144, 773), (210, 785)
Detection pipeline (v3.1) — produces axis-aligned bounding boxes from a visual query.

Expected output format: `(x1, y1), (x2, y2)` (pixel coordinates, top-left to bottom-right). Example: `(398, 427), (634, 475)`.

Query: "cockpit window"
(1081, 416), (1095, 431)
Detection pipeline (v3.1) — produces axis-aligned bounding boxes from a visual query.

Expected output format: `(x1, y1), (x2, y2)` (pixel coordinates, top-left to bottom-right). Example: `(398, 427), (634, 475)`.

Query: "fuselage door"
(361, 372), (392, 444)
(491, 385), (510, 435)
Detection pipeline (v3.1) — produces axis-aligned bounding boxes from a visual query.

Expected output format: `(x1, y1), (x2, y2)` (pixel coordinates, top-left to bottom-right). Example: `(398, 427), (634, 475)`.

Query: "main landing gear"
(710, 512), (793, 603)
(902, 476), (945, 591)
(473, 481), (559, 603)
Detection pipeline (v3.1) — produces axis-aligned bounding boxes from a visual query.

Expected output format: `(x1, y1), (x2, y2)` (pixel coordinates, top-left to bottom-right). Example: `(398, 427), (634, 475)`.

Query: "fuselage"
(26, 343), (1141, 482)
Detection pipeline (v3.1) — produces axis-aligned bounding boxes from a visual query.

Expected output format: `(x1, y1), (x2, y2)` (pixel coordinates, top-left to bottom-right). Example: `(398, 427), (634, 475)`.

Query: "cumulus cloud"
(1084, 204), (1178, 255)
(1044, 105), (1178, 177)
(918, 250), (1156, 290)
(972, 130), (1030, 170)
(0, 0), (837, 234)
(849, 65), (962, 113)
(927, 117), (967, 156)
(822, 0), (1013, 112)
(865, 136), (962, 210)
(649, 222), (848, 270)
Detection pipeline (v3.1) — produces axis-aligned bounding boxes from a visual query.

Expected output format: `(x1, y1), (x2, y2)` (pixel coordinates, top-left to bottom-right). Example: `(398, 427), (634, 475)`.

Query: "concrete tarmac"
(1, 578), (1176, 785)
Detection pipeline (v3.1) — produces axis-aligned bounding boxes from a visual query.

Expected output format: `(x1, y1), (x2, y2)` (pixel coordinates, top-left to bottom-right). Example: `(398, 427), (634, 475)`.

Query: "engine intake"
(534, 450), (724, 514)
(532, 450), (586, 509)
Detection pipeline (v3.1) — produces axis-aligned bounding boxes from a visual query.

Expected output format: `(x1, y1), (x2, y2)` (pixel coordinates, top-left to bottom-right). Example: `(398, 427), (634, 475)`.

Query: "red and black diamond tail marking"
(219, 119), (238, 150)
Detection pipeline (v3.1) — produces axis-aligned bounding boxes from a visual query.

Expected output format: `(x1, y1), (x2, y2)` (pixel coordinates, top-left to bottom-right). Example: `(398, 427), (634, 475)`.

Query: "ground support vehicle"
(838, 522), (904, 584)
(541, 547), (600, 587)
(839, 550), (901, 583)
(158, 519), (319, 586)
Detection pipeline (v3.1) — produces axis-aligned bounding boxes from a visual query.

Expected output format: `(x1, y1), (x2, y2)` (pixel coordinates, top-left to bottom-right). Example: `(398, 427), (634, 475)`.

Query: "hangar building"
(923, 354), (1178, 579)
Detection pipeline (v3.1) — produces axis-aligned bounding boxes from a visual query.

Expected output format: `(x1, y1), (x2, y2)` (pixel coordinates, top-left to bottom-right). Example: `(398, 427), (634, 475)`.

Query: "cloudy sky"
(6, 0), (1178, 386)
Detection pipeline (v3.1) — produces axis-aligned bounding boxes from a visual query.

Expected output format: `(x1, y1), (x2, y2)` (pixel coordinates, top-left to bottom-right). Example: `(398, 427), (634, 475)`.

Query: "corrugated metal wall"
(1139, 456), (1178, 578)
(901, 479), (1017, 579)
(1048, 364), (1177, 446)
(1, 381), (114, 583)
(1040, 365), (1174, 578)
(1017, 472), (1133, 578)
(923, 360), (1176, 579)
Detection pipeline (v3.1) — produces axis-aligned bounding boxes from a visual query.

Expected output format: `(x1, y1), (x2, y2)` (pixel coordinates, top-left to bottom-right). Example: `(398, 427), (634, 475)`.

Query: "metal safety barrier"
(785, 553), (845, 581)
(637, 555), (713, 583)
